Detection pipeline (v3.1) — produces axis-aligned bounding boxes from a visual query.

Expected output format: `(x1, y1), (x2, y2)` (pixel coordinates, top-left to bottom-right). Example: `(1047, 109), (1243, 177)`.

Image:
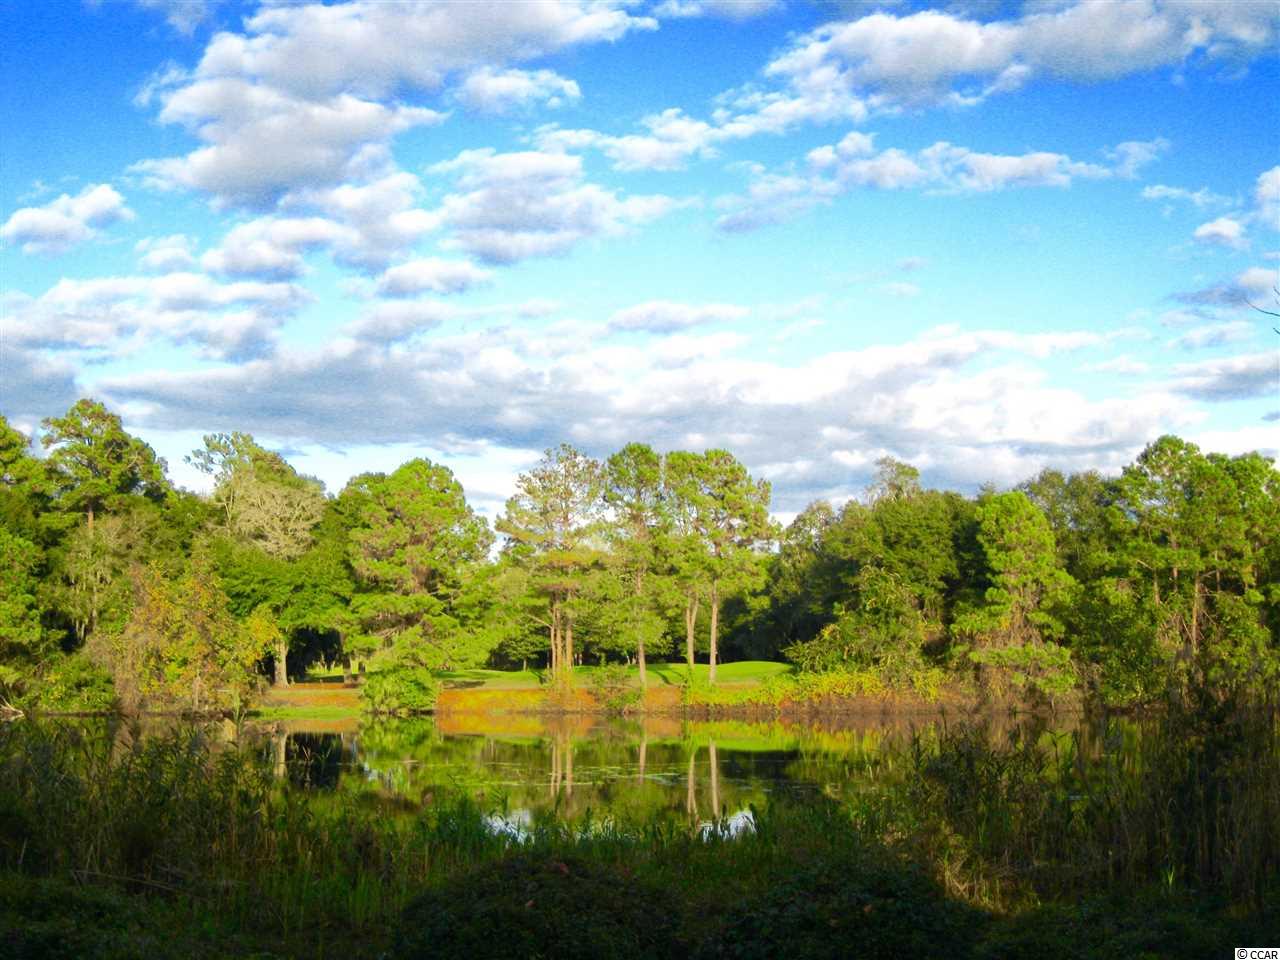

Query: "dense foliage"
(1, 399), (1277, 713)
(0, 715), (1274, 957)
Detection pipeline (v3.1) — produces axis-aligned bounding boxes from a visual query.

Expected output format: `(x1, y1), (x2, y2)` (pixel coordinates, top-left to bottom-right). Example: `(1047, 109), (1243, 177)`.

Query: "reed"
(1, 710), (1274, 958)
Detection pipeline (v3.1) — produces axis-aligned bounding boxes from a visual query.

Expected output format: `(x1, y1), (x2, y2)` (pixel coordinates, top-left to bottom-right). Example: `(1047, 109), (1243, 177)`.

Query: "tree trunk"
(272, 727), (287, 781)
(564, 733), (573, 799)
(550, 600), (561, 677)
(564, 613), (574, 683)
(685, 594), (699, 676)
(709, 738), (720, 818)
(342, 654), (353, 686)
(709, 582), (719, 686)
(686, 747), (698, 819)
(274, 638), (289, 687)
(637, 634), (647, 689)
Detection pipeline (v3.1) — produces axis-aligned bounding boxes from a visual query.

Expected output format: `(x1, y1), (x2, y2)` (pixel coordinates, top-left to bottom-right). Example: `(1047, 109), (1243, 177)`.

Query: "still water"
(249, 710), (1083, 832)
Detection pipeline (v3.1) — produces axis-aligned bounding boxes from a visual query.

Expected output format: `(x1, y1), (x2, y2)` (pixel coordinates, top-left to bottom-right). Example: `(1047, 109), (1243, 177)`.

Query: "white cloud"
(131, 1), (656, 207)
(1172, 352), (1278, 401)
(765, 3), (1278, 110)
(201, 216), (352, 279)
(1141, 183), (1232, 208)
(343, 300), (457, 342)
(132, 0), (218, 35)
(132, 79), (444, 208)
(1193, 215), (1248, 249)
(2, 271), (310, 360)
(193, 1), (652, 101)
(1255, 165), (1280, 230)
(375, 258), (493, 297)
(1166, 321), (1255, 350)
(1106, 138), (1170, 179)
(83, 320), (1199, 511)
(457, 67), (580, 113)
(608, 300), (748, 333)
(655, 0), (781, 21)
(1083, 355), (1151, 375)
(427, 148), (679, 263)
(715, 136), (1121, 231)
(135, 234), (197, 272)
(279, 170), (440, 270)
(0, 184), (134, 254)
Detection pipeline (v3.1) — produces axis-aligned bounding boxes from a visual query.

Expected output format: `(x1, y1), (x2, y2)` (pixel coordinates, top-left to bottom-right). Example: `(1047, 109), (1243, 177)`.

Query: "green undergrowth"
(683, 666), (954, 710)
(1, 709), (1274, 959)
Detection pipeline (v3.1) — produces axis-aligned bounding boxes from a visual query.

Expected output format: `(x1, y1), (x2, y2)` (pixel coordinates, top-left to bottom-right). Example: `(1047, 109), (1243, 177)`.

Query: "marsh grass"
(1, 709), (1275, 958)
(893, 702), (1280, 909)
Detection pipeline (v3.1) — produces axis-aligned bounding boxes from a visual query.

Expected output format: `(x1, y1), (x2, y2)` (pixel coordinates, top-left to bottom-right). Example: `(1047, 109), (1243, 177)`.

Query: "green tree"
(190, 432), (326, 561)
(666, 450), (773, 684)
(192, 433), (327, 683)
(497, 445), (604, 683)
(1106, 437), (1279, 701)
(953, 491), (1078, 700)
(0, 416), (50, 542)
(602, 443), (672, 686)
(94, 556), (269, 712)
(0, 528), (47, 699)
(345, 458), (493, 672)
(41, 399), (168, 531)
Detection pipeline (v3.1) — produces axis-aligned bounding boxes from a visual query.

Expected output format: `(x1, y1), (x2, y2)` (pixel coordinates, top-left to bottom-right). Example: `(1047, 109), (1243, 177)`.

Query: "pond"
(244, 710), (1092, 833)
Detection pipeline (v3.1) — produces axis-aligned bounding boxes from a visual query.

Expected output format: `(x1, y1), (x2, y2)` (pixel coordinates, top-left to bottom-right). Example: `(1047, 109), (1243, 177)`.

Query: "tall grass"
(895, 702), (1280, 908)
(1, 706), (1275, 956)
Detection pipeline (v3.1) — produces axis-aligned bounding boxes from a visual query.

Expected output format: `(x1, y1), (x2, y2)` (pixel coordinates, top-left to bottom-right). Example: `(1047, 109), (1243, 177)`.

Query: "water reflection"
(249, 711), (1072, 830)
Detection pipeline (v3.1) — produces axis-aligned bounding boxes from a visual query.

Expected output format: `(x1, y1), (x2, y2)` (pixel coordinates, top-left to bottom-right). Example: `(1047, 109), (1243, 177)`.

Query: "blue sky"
(2, 0), (1277, 520)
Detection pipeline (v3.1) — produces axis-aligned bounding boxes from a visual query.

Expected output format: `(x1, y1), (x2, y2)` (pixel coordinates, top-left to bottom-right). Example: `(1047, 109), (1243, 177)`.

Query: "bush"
(973, 894), (1280, 960)
(699, 852), (985, 960)
(360, 667), (440, 716)
(586, 664), (641, 716)
(392, 853), (681, 960)
(26, 653), (115, 713)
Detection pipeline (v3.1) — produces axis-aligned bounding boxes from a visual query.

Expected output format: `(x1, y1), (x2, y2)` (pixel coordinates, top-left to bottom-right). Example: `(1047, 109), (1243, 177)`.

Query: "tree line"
(1, 398), (1276, 714)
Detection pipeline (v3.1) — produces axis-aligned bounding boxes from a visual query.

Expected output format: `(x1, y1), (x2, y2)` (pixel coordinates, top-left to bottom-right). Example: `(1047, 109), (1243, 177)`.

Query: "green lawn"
(432, 661), (794, 689)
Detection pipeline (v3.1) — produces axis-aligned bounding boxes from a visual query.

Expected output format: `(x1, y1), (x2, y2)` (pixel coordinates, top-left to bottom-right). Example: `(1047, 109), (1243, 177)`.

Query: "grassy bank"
(2, 705), (1275, 958)
(272, 661), (969, 720)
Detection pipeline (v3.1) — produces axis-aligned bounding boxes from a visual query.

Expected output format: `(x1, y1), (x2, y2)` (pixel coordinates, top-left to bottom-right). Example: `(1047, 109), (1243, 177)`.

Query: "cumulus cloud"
(715, 135), (1120, 231)
(0, 343), (81, 431)
(1193, 215), (1248, 249)
(457, 67), (580, 113)
(1083, 355), (1152, 376)
(131, 1), (656, 207)
(83, 320), (1199, 511)
(765, 3), (1278, 109)
(0, 184), (134, 254)
(608, 300), (748, 333)
(201, 216), (351, 279)
(2, 271), (310, 360)
(1254, 165), (1280, 229)
(1177, 265), (1279, 308)
(1141, 183), (1233, 208)
(1106, 138), (1170, 179)
(1172, 352), (1278, 401)
(132, 79), (444, 208)
(426, 148), (679, 263)
(343, 300), (458, 343)
(375, 258), (492, 297)
(132, 0), (218, 35)
(135, 234), (197, 272)
(1166, 321), (1256, 350)
(655, 0), (781, 20)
